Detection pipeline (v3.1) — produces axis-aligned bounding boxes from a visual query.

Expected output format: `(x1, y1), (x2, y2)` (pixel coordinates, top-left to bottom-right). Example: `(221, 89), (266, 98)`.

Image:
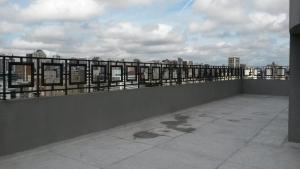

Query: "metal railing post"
(88, 60), (91, 93)
(64, 59), (68, 95)
(2, 56), (6, 100)
(36, 58), (40, 97)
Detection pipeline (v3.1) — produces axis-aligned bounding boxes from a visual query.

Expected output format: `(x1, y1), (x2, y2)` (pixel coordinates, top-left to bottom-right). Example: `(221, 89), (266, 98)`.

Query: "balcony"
(1, 94), (299, 169)
(0, 55), (298, 169)
(0, 55), (289, 100)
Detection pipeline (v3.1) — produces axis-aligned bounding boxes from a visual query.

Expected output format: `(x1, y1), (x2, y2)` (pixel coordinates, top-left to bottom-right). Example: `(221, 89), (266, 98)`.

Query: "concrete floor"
(0, 94), (299, 169)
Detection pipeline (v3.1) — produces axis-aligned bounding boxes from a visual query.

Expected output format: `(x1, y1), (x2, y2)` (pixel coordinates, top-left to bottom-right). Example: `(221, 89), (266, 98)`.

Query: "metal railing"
(0, 55), (288, 100)
(243, 66), (289, 80)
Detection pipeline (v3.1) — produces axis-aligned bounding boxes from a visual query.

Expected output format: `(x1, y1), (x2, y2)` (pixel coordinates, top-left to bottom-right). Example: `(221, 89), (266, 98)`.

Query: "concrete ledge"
(0, 80), (242, 156)
(243, 80), (289, 96)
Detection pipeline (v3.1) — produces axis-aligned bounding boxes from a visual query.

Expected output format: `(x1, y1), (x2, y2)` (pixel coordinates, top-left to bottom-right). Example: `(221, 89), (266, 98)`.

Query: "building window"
(41, 63), (63, 86)
(69, 64), (87, 85)
(8, 62), (34, 88)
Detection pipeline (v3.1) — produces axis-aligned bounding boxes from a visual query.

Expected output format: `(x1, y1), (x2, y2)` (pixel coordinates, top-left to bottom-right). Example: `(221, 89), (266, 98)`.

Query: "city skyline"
(0, 0), (289, 66)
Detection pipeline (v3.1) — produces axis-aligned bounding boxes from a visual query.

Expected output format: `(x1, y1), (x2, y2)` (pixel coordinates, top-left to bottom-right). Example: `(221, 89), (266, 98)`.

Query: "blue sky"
(0, 0), (289, 66)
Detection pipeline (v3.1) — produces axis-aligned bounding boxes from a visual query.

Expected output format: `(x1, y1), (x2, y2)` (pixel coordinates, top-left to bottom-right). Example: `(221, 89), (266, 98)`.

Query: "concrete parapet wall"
(0, 80), (242, 156)
(242, 80), (289, 96)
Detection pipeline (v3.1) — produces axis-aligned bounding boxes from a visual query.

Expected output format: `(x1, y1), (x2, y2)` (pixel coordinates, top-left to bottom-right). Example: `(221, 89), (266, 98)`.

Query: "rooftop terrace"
(0, 94), (299, 169)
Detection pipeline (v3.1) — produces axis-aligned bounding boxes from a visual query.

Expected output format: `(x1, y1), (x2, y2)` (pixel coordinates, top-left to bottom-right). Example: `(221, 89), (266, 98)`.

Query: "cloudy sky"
(0, 0), (289, 66)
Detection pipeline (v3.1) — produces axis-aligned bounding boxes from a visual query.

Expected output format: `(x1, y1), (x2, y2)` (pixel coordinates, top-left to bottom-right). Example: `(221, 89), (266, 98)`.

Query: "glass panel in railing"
(162, 67), (170, 80)
(140, 66), (149, 81)
(111, 66), (123, 82)
(69, 64), (87, 85)
(42, 63), (63, 86)
(92, 65), (106, 83)
(152, 67), (160, 80)
(172, 68), (178, 79)
(8, 62), (34, 88)
(126, 66), (137, 81)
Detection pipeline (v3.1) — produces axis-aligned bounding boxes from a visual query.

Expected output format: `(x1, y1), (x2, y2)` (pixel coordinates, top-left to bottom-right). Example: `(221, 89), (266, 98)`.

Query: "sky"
(0, 0), (290, 66)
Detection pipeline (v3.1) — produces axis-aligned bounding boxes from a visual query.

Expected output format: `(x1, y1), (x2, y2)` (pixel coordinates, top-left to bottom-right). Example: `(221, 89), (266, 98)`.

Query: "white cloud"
(0, 0), (159, 23)
(5, 22), (185, 60)
(192, 0), (289, 33)
(253, 0), (289, 14)
(97, 22), (183, 46)
(194, 0), (248, 24)
(249, 12), (288, 31)
(11, 39), (61, 50)
(0, 21), (24, 34)
(102, 0), (154, 8)
(90, 22), (185, 58)
(0, 0), (290, 65)
(189, 20), (218, 33)
(27, 25), (66, 41)
(0, 0), (7, 4)
(20, 0), (104, 21)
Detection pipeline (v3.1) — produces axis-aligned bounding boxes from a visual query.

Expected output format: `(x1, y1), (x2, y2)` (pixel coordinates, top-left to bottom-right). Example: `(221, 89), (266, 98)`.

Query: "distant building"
(0, 58), (10, 74)
(228, 57), (240, 68)
(266, 62), (279, 67)
(266, 62), (286, 80)
(188, 61), (193, 65)
(26, 49), (47, 58)
(178, 58), (183, 65)
(133, 59), (140, 63)
(240, 64), (246, 69)
(150, 60), (160, 64)
(161, 59), (177, 65)
(162, 59), (170, 64)
(204, 64), (210, 68)
(53, 55), (61, 59)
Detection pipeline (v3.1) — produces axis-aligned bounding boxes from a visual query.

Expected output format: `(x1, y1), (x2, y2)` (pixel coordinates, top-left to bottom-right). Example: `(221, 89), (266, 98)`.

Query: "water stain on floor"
(252, 112), (268, 116)
(227, 119), (241, 123)
(198, 113), (209, 117)
(133, 114), (196, 139)
(242, 118), (253, 121)
(221, 112), (232, 115)
(161, 114), (196, 133)
(133, 131), (162, 139)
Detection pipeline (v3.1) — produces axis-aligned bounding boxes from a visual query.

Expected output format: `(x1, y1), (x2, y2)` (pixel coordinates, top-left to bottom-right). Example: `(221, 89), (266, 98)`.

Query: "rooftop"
(0, 94), (299, 169)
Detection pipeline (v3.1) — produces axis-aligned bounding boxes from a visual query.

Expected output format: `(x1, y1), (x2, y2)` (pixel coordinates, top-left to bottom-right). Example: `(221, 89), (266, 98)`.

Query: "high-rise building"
(228, 57), (240, 68)
(178, 58), (183, 65)
(0, 58), (9, 74)
(240, 64), (246, 69)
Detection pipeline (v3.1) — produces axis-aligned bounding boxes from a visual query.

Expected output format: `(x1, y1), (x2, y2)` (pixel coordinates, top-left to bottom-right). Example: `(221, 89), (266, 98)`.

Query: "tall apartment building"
(228, 57), (240, 68)
(0, 58), (9, 74)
